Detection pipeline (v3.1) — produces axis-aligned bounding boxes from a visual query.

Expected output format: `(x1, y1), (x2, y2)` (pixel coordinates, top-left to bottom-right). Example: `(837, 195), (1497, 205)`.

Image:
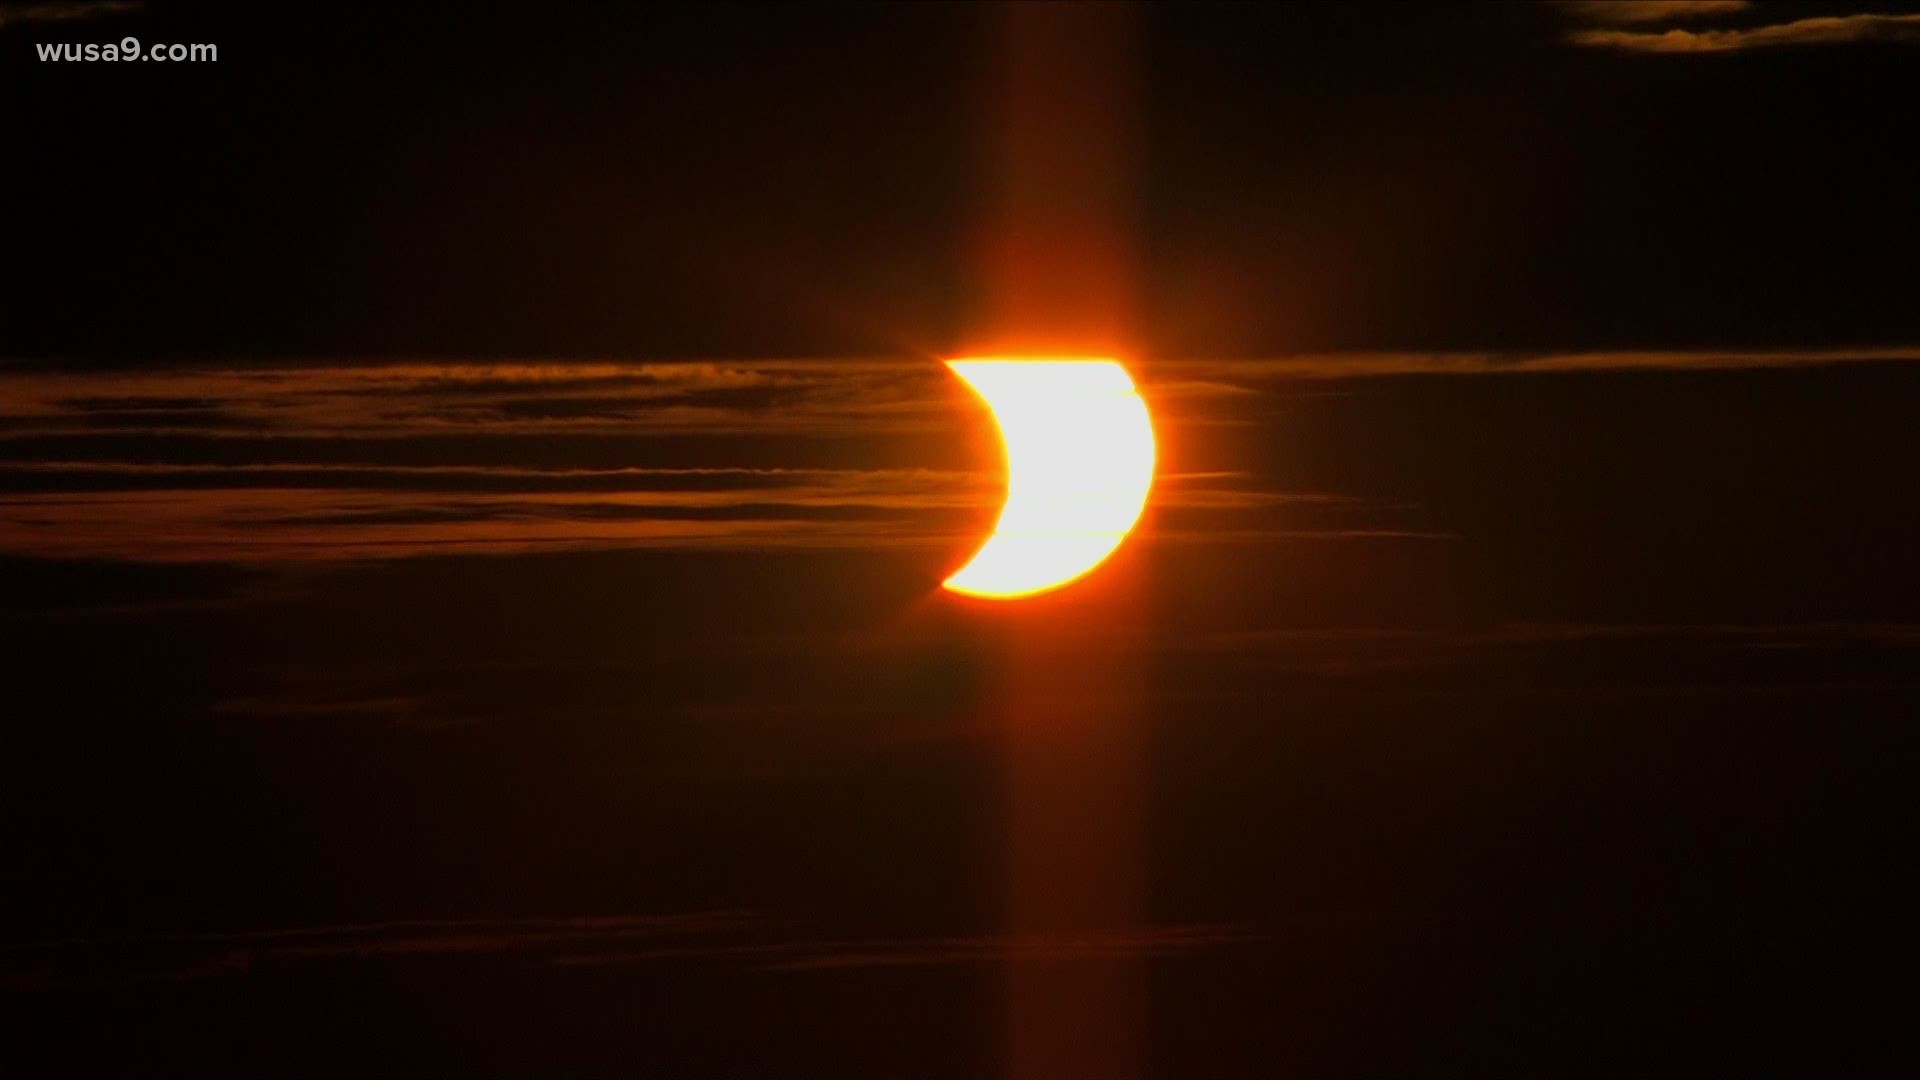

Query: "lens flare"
(943, 358), (1156, 599)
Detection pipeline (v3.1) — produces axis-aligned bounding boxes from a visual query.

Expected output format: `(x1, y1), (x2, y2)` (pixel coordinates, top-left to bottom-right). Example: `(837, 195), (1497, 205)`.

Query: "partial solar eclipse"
(942, 358), (1157, 599)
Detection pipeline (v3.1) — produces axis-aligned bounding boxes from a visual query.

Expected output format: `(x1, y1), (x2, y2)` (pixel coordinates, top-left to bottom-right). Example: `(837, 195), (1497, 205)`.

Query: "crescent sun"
(942, 358), (1157, 599)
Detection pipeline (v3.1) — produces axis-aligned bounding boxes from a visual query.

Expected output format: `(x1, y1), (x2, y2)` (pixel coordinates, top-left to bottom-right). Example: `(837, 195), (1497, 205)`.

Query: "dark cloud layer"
(0, 356), (1443, 563)
(7, 350), (1910, 563)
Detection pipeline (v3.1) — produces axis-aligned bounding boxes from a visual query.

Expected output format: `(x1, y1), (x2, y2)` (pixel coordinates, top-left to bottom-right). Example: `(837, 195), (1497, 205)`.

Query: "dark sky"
(3, 3), (1918, 1077)
(8, 2), (1918, 357)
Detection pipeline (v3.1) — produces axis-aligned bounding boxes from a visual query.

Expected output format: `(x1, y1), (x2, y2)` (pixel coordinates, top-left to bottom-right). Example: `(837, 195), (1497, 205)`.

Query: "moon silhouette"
(942, 358), (1157, 599)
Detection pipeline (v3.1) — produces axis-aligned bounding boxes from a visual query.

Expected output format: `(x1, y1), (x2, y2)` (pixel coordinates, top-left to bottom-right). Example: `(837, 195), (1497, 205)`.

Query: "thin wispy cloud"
(0, 911), (755, 991)
(0, 470), (1352, 563)
(1167, 621), (1920, 684)
(0, 360), (954, 440)
(7, 351), (1914, 442)
(1567, 9), (1920, 52)
(1191, 620), (1920, 654)
(0, 0), (139, 30)
(561, 924), (1269, 973)
(1, 913), (1262, 992)
(0, 485), (966, 562)
(1173, 347), (1920, 381)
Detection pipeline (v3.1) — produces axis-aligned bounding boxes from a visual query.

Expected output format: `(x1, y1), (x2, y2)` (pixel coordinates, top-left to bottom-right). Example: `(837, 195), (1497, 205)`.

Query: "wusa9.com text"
(38, 38), (215, 62)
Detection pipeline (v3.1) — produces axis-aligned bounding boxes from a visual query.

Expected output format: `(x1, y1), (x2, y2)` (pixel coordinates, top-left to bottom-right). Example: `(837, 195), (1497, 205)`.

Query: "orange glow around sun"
(942, 358), (1156, 599)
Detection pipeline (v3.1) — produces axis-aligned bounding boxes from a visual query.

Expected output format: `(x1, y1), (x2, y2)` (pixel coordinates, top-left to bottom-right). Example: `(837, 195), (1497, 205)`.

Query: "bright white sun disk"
(942, 358), (1156, 599)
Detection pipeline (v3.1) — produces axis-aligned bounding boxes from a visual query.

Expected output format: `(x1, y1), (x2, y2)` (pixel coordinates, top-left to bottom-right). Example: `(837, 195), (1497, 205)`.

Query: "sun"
(943, 358), (1157, 599)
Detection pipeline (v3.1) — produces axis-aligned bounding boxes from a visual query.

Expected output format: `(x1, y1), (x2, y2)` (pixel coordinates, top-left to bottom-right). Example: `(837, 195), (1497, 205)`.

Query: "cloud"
(0, 482), (973, 562)
(1570, 12), (1920, 52)
(1193, 621), (1920, 651)
(213, 692), (441, 723)
(1561, 1), (1751, 25)
(0, 360), (956, 441)
(0, 913), (1262, 991)
(0, 1), (139, 30)
(6, 351), (1913, 443)
(554, 923), (1267, 972)
(0, 911), (756, 992)
(1558, 1), (1920, 54)
(1172, 621), (1920, 682)
(0, 466), (1357, 563)
(11, 349), (1903, 565)
(1171, 347), (1920, 380)
(0, 358), (1395, 563)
